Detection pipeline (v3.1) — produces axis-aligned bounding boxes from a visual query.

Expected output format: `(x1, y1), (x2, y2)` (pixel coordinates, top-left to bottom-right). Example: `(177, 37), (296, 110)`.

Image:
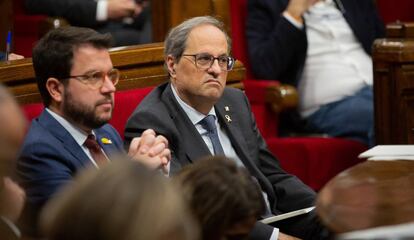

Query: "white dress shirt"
(285, 0), (372, 117)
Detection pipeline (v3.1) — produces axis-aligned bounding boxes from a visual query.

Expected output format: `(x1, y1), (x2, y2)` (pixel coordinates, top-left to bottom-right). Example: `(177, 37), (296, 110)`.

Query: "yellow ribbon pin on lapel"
(101, 138), (112, 144)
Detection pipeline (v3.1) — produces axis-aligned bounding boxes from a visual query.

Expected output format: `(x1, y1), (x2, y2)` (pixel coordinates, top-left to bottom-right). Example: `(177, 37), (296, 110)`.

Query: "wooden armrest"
(265, 84), (298, 113)
(244, 80), (298, 114)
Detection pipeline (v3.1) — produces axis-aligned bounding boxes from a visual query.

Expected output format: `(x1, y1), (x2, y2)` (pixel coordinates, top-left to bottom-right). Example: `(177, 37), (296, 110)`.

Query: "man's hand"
(107, 0), (139, 20)
(0, 177), (25, 222)
(279, 232), (302, 240)
(128, 129), (171, 174)
(286, 0), (320, 22)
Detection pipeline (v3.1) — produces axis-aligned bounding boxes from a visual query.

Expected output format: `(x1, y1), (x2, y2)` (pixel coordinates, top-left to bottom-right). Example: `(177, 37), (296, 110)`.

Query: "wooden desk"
(316, 160), (414, 233)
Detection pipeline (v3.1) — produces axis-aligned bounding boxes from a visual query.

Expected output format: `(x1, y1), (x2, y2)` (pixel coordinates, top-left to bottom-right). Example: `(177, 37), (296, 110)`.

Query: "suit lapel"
(162, 84), (212, 163)
(38, 110), (93, 167)
(95, 129), (121, 158)
(215, 100), (256, 169)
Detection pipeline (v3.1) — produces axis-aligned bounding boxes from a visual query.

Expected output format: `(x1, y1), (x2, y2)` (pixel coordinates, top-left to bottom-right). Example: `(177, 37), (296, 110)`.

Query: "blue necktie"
(199, 115), (225, 155)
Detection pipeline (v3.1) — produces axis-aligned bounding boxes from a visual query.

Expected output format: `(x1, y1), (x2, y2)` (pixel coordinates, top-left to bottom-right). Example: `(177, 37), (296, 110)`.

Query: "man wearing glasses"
(125, 16), (326, 239)
(17, 26), (170, 237)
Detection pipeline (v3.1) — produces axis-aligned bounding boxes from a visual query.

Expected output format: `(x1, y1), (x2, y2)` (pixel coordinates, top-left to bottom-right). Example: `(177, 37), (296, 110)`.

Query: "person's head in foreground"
(173, 156), (265, 240)
(41, 160), (199, 240)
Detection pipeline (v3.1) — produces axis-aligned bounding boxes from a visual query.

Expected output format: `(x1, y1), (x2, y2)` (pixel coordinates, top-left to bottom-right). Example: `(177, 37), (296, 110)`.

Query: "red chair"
(229, 0), (367, 191)
(13, 0), (68, 57)
(376, 0), (414, 24)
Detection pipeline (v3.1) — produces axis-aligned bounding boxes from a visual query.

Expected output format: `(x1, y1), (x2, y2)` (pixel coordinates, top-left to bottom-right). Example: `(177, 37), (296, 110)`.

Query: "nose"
(207, 58), (223, 76)
(100, 76), (116, 93)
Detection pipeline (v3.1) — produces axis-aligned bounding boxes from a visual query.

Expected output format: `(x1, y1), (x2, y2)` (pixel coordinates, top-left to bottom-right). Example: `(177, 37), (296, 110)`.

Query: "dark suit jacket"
(17, 110), (124, 236)
(246, 0), (385, 86)
(124, 83), (325, 239)
(24, 0), (147, 29)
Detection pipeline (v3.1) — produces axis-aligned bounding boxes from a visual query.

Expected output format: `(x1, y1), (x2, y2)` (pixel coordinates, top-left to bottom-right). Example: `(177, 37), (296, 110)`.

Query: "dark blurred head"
(41, 160), (199, 240)
(173, 156), (265, 240)
(32, 26), (112, 107)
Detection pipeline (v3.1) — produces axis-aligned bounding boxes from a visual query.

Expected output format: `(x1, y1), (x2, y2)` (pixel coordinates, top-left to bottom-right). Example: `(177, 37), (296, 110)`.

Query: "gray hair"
(164, 16), (231, 61)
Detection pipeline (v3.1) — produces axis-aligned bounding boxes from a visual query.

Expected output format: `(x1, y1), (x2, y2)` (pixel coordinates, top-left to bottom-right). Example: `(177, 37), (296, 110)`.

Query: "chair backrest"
(229, 0), (253, 79)
(376, 0), (414, 24)
(110, 87), (154, 139)
(13, 0), (47, 56)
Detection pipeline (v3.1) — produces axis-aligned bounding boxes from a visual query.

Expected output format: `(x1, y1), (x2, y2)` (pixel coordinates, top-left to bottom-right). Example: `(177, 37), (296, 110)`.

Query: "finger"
(138, 133), (156, 154)
(148, 142), (166, 157)
(128, 137), (141, 156)
(141, 128), (156, 137)
(162, 148), (171, 162)
(154, 135), (169, 148)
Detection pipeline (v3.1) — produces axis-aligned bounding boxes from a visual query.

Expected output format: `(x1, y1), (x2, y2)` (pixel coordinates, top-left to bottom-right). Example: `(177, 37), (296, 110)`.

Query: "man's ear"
(46, 78), (64, 103)
(166, 55), (177, 78)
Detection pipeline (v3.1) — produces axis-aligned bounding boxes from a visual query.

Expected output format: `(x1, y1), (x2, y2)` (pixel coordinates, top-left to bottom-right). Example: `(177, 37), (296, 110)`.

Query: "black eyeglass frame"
(60, 68), (120, 89)
(182, 53), (236, 71)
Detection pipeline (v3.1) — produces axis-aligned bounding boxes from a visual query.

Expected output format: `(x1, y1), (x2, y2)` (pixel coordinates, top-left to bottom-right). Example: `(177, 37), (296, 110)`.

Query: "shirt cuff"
(270, 228), (279, 240)
(283, 11), (304, 29)
(96, 0), (108, 21)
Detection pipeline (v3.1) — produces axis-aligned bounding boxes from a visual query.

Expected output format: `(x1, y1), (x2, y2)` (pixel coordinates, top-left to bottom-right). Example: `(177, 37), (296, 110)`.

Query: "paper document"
(260, 206), (315, 224)
(358, 145), (414, 161)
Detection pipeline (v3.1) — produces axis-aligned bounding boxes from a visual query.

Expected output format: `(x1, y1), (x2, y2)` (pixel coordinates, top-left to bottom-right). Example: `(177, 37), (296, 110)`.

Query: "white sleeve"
(96, 0), (108, 21)
(270, 227), (279, 240)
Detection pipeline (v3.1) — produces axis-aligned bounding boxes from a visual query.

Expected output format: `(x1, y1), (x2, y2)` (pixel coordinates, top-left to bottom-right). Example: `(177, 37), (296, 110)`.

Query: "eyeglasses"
(61, 68), (120, 89)
(182, 53), (235, 71)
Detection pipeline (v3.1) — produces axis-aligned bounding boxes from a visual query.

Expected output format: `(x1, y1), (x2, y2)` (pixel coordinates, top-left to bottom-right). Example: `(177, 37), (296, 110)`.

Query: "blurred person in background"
(25, 0), (152, 46)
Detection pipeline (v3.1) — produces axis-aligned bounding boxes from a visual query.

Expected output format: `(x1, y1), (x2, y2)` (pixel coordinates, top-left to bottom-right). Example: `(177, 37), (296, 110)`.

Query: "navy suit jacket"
(17, 110), (123, 235)
(124, 83), (326, 239)
(246, 0), (385, 86)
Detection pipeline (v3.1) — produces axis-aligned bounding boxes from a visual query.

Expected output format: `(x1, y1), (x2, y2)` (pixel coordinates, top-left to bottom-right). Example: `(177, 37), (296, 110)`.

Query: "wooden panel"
(0, 42), (246, 105)
(151, 0), (231, 43)
(373, 22), (414, 144)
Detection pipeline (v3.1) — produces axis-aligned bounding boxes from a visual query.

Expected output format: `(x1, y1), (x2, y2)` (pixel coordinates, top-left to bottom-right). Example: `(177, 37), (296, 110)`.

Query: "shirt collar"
(171, 84), (217, 125)
(46, 108), (93, 146)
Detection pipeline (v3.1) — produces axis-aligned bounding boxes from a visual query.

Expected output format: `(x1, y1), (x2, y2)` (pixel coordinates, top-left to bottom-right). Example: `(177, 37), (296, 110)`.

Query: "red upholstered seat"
(13, 0), (48, 57)
(376, 0), (414, 24)
(110, 87), (154, 139)
(21, 87), (154, 140)
(229, 0), (367, 191)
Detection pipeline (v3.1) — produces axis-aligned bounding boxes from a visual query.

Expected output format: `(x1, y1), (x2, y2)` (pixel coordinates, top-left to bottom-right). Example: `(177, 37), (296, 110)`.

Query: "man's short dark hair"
(32, 26), (112, 106)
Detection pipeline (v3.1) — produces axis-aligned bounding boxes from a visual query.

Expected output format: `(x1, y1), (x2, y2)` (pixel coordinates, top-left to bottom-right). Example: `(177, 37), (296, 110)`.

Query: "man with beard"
(17, 26), (170, 237)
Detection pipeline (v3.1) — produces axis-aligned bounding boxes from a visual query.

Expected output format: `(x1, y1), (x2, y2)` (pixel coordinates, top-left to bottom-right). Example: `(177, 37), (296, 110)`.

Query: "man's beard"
(62, 90), (112, 130)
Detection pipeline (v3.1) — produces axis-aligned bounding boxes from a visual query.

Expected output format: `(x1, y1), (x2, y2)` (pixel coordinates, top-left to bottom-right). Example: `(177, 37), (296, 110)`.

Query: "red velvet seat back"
(110, 87), (154, 139)
(13, 0), (48, 56)
(229, 0), (253, 79)
(376, 0), (414, 24)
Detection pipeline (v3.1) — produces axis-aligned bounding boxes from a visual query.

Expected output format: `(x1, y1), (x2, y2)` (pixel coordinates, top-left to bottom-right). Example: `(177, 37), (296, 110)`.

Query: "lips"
(96, 99), (113, 108)
(205, 79), (221, 85)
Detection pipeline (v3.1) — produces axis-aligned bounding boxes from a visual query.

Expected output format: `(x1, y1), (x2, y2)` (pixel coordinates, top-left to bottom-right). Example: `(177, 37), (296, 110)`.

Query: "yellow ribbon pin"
(101, 138), (112, 144)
